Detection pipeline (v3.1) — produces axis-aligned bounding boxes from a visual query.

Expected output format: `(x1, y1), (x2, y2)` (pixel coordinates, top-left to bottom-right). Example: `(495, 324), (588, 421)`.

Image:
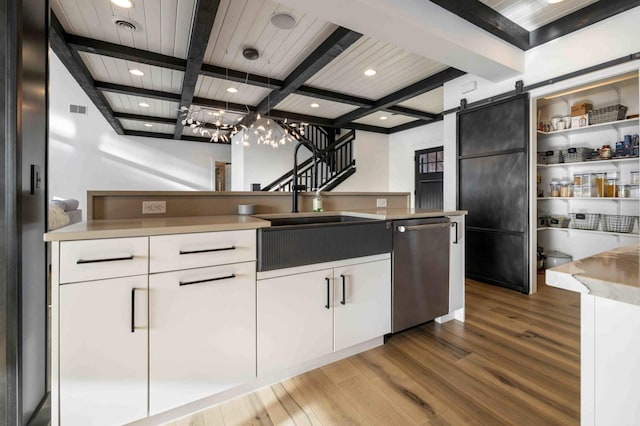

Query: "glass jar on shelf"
(604, 178), (618, 197)
(592, 172), (607, 197)
(549, 179), (561, 197)
(573, 174), (583, 197)
(559, 179), (572, 197)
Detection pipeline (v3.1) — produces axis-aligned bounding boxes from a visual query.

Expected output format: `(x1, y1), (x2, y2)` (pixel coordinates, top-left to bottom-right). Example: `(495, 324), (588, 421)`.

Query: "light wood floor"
(168, 277), (580, 426)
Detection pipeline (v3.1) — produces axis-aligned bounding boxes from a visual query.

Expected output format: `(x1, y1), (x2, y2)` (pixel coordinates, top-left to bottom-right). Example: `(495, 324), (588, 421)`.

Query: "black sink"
(267, 215), (374, 227)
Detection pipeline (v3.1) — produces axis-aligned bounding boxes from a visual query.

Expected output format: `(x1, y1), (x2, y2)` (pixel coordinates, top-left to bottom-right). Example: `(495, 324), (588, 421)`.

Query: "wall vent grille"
(69, 104), (87, 114)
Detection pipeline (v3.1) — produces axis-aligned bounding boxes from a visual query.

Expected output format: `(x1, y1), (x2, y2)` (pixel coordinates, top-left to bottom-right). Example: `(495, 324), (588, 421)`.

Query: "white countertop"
(546, 243), (640, 306)
(44, 208), (467, 242)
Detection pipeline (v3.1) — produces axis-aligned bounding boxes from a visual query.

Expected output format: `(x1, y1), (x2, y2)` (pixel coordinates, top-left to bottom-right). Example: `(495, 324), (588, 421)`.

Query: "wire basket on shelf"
(601, 215), (638, 233)
(549, 215), (570, 228)
(538, 150), (562, 165)
(588, 104), (627, 125)
(569, 213), (600, 230)
(561, 147), (591, 163)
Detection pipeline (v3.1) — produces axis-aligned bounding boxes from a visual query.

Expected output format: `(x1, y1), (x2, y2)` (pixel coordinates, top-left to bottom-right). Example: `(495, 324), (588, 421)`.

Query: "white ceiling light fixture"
(138, 102), (150, 108)
(111, 0), (134, 8)
(379, 116), (388, 120)
(144, 123), (153, 127)
(310, 103), (320, 108)
(226, 87), (238, 93)
(548, 0), (563, 3)
(364, 68), (377, 77)
(270, 12), (297, 30)
(129, 69), (144, 76)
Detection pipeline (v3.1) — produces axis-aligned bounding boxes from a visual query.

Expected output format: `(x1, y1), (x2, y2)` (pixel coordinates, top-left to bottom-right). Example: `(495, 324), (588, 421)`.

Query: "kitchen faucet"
(292, 140), (318, 213)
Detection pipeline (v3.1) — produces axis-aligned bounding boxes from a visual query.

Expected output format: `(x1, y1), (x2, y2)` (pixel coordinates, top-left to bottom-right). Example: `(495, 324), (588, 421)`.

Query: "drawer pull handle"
(452, 221), (459, 244)
(131, 288), (143, 333)
(340, 274), (346, 305)
(179, 274), (236, 286)
(179, 246), (236, 255)
(77, 255), (134, 264)
(325, 278), (331, 310)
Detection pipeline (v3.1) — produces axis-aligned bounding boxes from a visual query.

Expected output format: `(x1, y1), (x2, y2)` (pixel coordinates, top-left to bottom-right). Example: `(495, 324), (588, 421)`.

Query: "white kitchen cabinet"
(334, 260), (390, 351)
(257, 268), (334, 376)
(59, 275), (148, 426)
(534, 72), (639, 277)
(257, 255), (391, 376)
(149, 261), (256, 414)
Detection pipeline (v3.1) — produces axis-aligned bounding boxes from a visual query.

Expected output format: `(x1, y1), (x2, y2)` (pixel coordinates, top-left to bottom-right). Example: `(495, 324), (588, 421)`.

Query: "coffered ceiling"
(49, 0), (640, 143)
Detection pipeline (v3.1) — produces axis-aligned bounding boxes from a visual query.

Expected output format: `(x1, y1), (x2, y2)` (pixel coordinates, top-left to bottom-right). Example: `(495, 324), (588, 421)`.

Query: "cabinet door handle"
(77, 255), (134, 264)
(340, 274), (346, 305)
(179, 274), (236, 286)
(452, 221), (459, 244)
(325, 278), (331, 310)
(131, 287), (143, 333)
(179, 246), (235, 255)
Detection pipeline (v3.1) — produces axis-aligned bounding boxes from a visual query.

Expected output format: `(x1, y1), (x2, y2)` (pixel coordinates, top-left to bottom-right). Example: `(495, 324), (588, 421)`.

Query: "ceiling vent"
(69, 104), (87, 114)
(112, 16), (140, 32)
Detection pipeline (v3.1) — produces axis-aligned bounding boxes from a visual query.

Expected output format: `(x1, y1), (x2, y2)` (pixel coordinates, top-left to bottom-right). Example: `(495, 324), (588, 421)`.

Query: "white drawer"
(60, 237), (149, 284)
(149, 230), (256, 273)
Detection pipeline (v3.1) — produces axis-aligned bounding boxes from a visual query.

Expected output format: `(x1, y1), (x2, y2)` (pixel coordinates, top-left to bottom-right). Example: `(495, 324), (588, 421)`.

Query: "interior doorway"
(415, 147), (444, 209)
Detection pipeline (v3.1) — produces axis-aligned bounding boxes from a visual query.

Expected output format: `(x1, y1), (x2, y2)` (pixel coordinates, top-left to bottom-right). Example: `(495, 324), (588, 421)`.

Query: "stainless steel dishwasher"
(392, 217), (450, 333)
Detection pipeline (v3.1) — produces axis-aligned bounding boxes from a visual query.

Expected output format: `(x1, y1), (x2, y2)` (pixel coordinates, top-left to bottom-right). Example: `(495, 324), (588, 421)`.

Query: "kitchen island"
(45, 208), (466, 426)
(546, 243), (640, 425)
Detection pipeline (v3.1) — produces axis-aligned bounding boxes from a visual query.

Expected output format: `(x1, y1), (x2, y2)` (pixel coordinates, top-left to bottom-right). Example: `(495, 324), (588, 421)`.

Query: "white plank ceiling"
(104, 92), (179, 119)
(202, 0), (338, 80)
(397, 87), (444, 114)
(480, 0), (599, 31)
(353, 112), (417, 128)
(51, 0), (195, 58)
(119, 119), (175, 134)
(275, 94), (359, 119)
(80, 52), (184, 93)
(306, 36), (450, 100)
(195, 75), (271, 108)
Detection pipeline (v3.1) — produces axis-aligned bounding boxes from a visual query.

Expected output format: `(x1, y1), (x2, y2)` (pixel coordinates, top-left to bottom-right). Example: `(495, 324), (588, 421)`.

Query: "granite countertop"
(546, 243), (640, 306)
(44, 208), (467, 242)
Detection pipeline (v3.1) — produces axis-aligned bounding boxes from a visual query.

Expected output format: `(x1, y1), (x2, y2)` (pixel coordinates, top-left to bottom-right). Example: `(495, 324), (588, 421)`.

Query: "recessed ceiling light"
(144, 123), (153, 127)
(548, 0), (563, 3)
(364, 68), (377, 77)
(379, 116), (388, 120)
(138, 102), (150, 108)
(111, 0), (134, 8)
(129, 69), (144, 76)
(226, 87), (238, 93)
(270, 12), (297, 30)
(310, 103), (320, 108)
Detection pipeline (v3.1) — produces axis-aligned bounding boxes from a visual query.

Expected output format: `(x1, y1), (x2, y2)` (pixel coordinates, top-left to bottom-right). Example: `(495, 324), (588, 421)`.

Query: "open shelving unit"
(534, 71), (640, 270)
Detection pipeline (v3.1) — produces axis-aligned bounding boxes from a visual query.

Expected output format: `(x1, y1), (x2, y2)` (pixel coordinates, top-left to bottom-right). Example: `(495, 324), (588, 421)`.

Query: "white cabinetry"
(56, 238), (149, 426)
(148, 230), (256, 414)
(534, 72), (639, 268)
(257, 256), (391, 376)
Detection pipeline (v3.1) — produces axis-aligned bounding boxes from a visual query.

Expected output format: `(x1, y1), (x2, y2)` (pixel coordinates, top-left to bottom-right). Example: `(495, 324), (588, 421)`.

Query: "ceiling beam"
(95, 81), (182, 101)
(49, 14), (125, 135)
(113, 112), (176, 124)
(192, 97), (255, 115)
(529, 0), (640, 48)
(429, 0), (529, 50)
(295, 85), (373, 107)
(334, 67), (465, 126)
(123, 130), (225, 144)
(241, 27), (363, 128)
(66, 34), (187, 71)
(341, 123), (390, 134)
(173, 0), (220, 139)
(385, 106), (437, 120)
(200, 64), (283, 89)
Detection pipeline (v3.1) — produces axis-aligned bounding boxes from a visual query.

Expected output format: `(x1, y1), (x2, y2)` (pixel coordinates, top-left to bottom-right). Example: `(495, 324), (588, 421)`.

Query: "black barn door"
(415, 147), (444, 209)
(457, 94), (530, 293)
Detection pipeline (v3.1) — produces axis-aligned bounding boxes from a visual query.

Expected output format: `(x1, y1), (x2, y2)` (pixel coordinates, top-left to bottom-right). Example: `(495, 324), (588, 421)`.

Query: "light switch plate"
(376, 198), (387, 208)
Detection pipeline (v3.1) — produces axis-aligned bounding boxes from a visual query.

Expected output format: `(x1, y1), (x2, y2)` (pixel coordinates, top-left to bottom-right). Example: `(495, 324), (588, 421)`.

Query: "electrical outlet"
(142, 201), (166, 214)
(376, 198), (387, 208)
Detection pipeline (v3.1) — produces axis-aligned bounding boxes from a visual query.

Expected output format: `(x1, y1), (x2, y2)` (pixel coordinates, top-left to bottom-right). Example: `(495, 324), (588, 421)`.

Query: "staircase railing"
(261, 126), (356, 192)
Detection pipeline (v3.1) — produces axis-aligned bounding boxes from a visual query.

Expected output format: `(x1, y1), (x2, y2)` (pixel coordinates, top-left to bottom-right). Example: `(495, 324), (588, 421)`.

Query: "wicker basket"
(601, 215), (638, 233)
(538, 150), (562, 165)
(561, 147), (591, 163)
(589, 104), (627, 125)
(569, 213), (600, 230)
(549, 215), (570, 228)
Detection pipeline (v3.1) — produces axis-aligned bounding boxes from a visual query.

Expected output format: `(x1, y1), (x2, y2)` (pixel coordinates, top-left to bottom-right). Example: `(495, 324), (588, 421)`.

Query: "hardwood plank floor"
(167, 277), (580, 426)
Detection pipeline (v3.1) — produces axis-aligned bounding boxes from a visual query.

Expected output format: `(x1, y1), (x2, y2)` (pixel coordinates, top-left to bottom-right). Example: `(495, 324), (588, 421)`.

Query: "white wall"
(388, 121), (444, 207)
(48, 52), (231, 215)
(334, 131), (389, 192)
(230, 129), (311, 191)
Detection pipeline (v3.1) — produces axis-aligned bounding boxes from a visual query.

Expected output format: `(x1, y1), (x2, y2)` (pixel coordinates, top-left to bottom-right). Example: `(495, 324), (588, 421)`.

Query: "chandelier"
(179, 106), (308, 147)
